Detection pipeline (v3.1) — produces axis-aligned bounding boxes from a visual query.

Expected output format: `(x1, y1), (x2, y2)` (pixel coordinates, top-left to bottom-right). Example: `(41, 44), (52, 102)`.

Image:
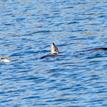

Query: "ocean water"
(0, 0), (107, 107)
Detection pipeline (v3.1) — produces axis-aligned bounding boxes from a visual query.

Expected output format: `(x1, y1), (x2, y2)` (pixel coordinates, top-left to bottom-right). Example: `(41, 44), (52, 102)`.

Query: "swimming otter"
(40, 42), (59, 59)
(0, 56), (11, 63)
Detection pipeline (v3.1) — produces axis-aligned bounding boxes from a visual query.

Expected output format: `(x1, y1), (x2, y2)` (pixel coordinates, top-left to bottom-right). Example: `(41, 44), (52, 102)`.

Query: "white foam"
(0, 57), (11, 63)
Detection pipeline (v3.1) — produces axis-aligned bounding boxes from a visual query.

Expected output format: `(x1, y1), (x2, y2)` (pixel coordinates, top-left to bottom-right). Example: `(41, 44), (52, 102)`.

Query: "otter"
(40, 42), (59, 59)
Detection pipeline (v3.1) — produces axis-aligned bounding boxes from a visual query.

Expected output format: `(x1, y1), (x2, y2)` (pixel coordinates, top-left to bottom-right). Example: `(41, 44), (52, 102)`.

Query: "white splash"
(0, 56), (11, 63)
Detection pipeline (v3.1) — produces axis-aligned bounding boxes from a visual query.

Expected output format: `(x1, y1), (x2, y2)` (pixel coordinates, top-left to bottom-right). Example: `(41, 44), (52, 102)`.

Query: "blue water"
(0, 0), (107, 107)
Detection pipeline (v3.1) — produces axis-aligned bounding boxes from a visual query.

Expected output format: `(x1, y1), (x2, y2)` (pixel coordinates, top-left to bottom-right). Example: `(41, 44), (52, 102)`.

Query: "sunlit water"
(0, 0), (107, 107)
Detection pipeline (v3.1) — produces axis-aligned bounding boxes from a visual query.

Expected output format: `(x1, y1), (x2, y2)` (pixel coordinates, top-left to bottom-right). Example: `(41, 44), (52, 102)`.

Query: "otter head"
(51, 42), (59, 55)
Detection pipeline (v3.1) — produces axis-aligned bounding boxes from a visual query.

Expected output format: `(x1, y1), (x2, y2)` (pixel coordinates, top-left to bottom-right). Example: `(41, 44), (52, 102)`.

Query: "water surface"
(0, 0), (107, 107)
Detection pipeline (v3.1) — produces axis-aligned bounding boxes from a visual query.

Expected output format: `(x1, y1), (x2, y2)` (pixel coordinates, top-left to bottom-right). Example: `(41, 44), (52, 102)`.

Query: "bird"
(40, 42), (59, 59)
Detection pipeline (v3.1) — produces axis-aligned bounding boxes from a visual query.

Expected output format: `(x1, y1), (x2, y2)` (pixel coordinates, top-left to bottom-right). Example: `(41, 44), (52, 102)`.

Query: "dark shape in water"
(93, 48), (107, 51)
(88, 47), (107, 51)
(40, 42), (59, 59)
